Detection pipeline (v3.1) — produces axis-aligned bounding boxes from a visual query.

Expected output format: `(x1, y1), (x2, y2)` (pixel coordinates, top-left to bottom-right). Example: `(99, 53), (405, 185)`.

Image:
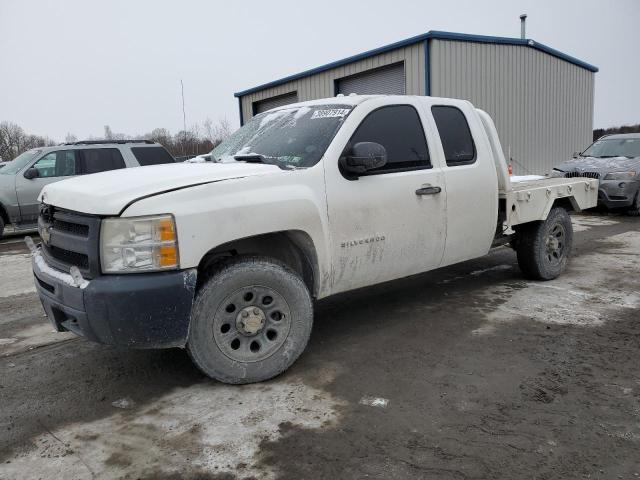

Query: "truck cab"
(31, 95), (598, 384)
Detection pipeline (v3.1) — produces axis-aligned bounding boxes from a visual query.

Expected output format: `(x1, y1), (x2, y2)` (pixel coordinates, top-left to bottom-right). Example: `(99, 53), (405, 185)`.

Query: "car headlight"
(604, 171), (636, 180)
(100, 214), (179, 273)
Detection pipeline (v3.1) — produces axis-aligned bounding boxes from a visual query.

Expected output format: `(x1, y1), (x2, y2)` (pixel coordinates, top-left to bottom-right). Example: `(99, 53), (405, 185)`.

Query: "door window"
(431, 106), (476, 166)
(33, 151), (77, 178)
(345, 105), (430, 174)
(80, 148), (126, 174)
(131, 146), (176, 166)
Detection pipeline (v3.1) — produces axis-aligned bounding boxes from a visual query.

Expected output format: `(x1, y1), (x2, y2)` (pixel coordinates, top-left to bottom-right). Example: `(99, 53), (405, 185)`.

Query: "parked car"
(31, 95), (597, 384)
(550, 133), (640, 215)
(0, 140), (175, 237)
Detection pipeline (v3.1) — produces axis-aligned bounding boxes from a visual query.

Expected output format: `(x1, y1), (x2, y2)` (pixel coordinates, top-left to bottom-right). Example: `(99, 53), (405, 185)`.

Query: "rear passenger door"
(78, 148), (126, 175)
(325, 101), (447, 294)
(430, 105), (498, 266)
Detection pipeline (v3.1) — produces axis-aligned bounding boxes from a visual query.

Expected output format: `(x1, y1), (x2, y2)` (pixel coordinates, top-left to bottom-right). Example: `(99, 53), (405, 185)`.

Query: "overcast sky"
(1, 0), (638, 141)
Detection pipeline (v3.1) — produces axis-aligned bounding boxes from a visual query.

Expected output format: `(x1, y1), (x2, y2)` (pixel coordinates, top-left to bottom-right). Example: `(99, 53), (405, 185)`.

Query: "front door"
(325, 101), (447, 294)
(15, 150), (78, 223)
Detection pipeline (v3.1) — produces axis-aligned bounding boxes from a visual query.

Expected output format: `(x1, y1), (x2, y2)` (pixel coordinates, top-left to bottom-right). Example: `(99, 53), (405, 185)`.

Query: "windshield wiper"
(233, 154), (269, 164)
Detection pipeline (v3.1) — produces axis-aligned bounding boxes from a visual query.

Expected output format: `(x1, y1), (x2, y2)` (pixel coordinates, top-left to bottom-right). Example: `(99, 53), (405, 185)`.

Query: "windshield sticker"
(310, 109), (350, 119)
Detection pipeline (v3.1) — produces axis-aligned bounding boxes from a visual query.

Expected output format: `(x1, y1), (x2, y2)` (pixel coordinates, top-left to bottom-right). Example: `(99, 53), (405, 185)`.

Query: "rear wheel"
(515, 207), (573, 280)
(187, 256), (313, 384)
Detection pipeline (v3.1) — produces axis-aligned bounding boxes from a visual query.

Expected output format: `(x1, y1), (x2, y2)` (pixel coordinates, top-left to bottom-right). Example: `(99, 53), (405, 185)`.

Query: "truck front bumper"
(32, 249), (197, 349)
(598, 180), (639, 209)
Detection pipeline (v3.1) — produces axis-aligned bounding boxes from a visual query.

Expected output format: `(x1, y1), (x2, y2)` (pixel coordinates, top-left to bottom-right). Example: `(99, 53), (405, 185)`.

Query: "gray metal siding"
(429, 39), (594, 175)
(337, 62), (406, 95)
(240, 43), (425, 123)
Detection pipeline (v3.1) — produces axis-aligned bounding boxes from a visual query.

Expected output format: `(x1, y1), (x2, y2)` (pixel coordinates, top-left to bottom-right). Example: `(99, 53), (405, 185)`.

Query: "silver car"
(551, 133), (640, 215)
(0, 140), (175, 237)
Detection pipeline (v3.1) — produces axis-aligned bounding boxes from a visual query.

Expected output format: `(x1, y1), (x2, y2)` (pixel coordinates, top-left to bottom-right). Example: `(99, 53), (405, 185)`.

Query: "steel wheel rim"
(545, 222), (566, 266)
(213, 285), (292, 363)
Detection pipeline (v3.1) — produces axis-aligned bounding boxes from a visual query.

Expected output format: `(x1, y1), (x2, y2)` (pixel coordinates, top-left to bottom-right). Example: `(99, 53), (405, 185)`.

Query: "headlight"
(550, 168), (565, 178)
(604, 171), (636, 180)
(100, 214), (179, 273)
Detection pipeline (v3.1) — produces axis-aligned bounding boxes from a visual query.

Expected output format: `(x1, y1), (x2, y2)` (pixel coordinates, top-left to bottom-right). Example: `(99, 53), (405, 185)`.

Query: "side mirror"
(24, 168), (39, 180)
(339, 142), (387, 178)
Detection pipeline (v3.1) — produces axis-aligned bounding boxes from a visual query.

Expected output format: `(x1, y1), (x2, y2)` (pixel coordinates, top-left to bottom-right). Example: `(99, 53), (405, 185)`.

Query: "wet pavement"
(0, 214), (639, 479)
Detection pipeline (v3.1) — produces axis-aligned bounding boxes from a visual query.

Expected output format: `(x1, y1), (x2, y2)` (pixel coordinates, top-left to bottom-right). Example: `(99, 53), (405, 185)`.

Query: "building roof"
(234, 30), (598, 98)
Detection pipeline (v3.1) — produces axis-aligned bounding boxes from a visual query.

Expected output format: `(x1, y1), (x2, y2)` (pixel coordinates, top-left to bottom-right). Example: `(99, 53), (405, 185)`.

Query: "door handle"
(415, 186), (441, 196)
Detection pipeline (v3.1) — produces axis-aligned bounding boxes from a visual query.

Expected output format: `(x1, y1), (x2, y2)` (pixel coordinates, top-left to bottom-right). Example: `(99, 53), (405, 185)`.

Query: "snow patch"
(571, 215), (620, 232)
(4, 375), (346, 479)
(0, 253), (36, 297)
(510, 175), (546, 182)
(33, 250), (88, 289)
(472, 231), (640, 334)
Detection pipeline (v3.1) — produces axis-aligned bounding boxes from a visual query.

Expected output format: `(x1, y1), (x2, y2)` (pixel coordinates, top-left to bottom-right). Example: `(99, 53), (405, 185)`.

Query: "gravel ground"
(0, 213), (638, 480)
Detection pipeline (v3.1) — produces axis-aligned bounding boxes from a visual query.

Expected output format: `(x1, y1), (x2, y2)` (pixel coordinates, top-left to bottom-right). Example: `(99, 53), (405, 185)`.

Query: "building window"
(345, 105), (430, 174)
(431, 106), (476, 166)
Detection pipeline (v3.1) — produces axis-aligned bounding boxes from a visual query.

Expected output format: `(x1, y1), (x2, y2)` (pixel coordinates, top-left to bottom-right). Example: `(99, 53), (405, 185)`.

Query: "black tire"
(515, 207), (573, 281)
(0, 216), (4, 239)
(187, 256), (313, 384)
(626, 191), (640, 217)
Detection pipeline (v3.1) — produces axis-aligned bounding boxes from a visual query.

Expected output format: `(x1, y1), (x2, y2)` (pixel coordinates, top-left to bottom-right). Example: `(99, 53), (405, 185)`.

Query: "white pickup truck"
(31, 95), (598, 383)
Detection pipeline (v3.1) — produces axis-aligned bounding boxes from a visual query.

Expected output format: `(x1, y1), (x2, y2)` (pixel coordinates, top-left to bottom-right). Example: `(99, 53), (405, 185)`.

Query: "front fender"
(121, 166), (332, 297)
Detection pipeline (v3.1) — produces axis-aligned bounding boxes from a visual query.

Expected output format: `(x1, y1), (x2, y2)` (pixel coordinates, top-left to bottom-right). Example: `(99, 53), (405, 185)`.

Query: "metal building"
(234, 31), (598, 175)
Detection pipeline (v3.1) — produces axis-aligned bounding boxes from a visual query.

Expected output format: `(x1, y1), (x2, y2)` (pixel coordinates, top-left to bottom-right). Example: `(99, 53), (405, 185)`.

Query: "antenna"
(181, 79), (187, 156)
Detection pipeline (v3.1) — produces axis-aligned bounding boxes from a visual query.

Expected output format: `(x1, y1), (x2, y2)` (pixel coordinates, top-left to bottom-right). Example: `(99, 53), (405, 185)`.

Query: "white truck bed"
(502, 176), (599, 227)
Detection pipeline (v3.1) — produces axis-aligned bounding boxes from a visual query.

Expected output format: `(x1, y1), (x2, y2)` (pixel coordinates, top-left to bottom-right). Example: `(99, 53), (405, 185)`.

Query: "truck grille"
(564, 171), (600, 180)
(39, 204), (101, 278)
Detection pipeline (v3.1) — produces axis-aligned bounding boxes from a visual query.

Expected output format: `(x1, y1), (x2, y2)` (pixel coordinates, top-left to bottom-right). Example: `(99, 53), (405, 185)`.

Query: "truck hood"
(554, 156), (640, 174)
(39, 162), (282, 215)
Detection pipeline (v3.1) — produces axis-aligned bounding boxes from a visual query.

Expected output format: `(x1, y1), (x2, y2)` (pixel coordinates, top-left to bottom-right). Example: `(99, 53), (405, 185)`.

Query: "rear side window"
(346, 105), (430, 173)
(431, 106), (476, 166)
(80, 148), (126, 174)
(131, 146), (175, 166)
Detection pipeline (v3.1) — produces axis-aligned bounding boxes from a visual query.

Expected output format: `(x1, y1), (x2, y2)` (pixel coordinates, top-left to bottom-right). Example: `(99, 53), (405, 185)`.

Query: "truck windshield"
(582, 138), (640, 158)
(210, 105), (353, 168)
(0, 149), (41, 175)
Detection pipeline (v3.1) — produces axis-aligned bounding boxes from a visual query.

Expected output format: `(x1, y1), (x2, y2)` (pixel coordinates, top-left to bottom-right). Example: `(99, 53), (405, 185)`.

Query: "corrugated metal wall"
(429, 39), (595, 175)
(239, 43), (425, 123)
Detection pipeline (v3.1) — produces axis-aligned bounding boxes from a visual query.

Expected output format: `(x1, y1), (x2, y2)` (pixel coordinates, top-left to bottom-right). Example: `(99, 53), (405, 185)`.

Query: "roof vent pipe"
(520, 14), (527, 39)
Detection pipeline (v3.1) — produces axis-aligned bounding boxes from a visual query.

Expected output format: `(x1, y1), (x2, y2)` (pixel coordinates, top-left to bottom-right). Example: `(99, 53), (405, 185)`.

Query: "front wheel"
(187, 256), (313, 384)
(626, 191), (640, 216)
(515, 207), (573, 280)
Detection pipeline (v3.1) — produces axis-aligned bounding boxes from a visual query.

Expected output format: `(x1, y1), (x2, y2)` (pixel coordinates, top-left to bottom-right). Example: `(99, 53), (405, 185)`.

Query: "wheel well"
(196, 231), (319, 297)
(552, 197), (578, 212)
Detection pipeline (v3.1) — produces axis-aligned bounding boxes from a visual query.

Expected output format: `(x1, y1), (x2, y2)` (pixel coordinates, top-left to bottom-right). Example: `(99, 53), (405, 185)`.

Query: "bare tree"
(65, 133), (78, 143)
(204, 117), (232, 148)
(0, 121), (55, 161)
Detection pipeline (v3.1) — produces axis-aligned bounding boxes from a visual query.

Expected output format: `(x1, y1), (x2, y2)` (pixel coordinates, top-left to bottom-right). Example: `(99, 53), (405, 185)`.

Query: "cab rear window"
(131, 147), (176, 166)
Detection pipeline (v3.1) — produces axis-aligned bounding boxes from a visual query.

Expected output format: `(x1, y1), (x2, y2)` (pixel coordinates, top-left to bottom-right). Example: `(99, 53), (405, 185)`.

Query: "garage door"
(253, 92), (298, 114)
(336, 62), (406, 96)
